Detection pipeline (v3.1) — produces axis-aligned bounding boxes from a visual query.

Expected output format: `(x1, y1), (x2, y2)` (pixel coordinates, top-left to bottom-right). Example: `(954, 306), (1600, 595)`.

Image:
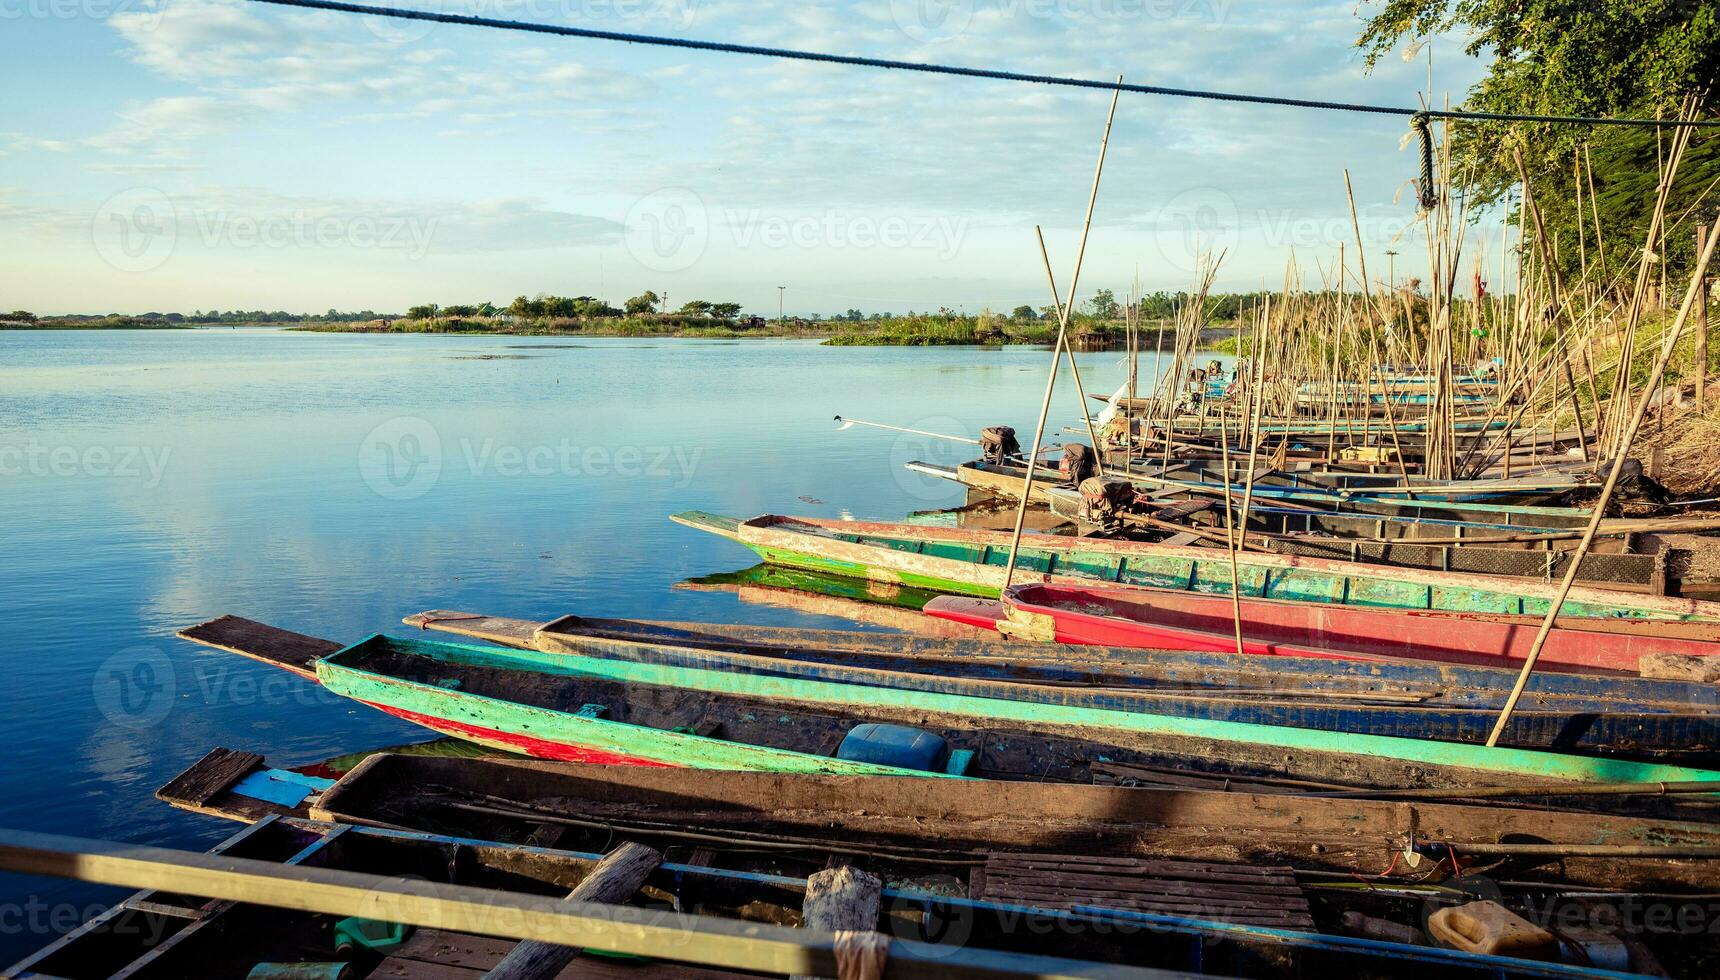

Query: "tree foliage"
(1357, 1), (1720, 281)
(1086, 288), (1120, 319)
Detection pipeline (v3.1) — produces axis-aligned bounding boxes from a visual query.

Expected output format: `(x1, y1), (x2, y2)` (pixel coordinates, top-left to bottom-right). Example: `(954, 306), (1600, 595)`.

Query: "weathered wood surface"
(1641, 652), (1720, 684)
(405, 610), (541, 646)
(0, 828), (1172, 980)
(306, 753), (1720, 891)
(485, 841), (663, 980)
(976, 853), (1313, 930)
(794, 867), (884, 980)
(156, 748), (264, 808)
(386, 929), (759, 978)
(177, 615), (341, 678)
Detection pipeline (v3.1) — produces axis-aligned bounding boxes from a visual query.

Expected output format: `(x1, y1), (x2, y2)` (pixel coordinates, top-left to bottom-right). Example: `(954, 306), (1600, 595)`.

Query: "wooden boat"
(7, 813), (1218, 980)
(922, 582), (1720, 675)
(169, 750), (1720, 888)
(177, 615), (1720, 792)
(924, 459), (1592, 525)
(123, 755), (1694, 979)
(671, 511), (1720, 628)
(673, 563), (983, 635)
(399, 609), (1720, 758)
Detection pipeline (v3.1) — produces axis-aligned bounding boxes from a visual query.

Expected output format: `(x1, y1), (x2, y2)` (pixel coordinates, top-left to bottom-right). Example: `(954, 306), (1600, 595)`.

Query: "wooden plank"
(376, 958), (485, 980)
(404, 611), (541, 648)
(976, 852), (1312, 930)
(486, 842), (663, 980)
(155, 748), (265, 808)
(177, 616), (340, 678)
(2, 828), (1174, 980)
(390, 929), (775, 979)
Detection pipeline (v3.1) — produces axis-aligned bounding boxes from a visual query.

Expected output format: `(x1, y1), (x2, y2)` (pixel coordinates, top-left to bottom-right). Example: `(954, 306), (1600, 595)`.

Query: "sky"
(0, 0), (1491, 316)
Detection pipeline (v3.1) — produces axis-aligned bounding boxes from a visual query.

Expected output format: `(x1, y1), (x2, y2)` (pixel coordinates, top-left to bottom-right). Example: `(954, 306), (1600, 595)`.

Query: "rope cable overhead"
(247, 0), (1720, 131)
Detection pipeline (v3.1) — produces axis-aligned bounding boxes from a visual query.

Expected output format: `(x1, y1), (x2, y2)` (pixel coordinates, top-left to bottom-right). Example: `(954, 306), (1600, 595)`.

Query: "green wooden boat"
(672, 512), (1720, 625)
(295, 628), (1720, 790)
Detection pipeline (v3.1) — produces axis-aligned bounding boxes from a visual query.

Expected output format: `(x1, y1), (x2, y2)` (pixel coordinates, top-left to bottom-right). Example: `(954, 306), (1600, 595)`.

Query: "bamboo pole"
(1002, 82), (1122, 588)
(1699, 224), (1711, 412)
(1486, 221), (1720, 747)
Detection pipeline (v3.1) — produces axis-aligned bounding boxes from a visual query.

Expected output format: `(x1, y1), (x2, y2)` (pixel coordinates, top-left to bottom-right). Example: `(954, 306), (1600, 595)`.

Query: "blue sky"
(1, 0), (1489, 315)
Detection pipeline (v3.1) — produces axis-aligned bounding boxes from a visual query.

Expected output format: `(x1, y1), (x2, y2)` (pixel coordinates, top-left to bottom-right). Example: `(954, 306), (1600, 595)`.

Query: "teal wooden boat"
(672, 512), (1720, 625)
(181, 613), (1720, 791)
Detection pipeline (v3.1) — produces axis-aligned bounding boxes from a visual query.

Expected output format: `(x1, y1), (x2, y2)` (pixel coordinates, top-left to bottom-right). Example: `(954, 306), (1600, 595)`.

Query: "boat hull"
(315, 633), (1720, 789)
(672, 511), (1720, 633)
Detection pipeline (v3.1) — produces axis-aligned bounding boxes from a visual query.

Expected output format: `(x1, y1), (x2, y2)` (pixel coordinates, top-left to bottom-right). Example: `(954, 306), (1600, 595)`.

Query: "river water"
(0, 328), (1137, 960)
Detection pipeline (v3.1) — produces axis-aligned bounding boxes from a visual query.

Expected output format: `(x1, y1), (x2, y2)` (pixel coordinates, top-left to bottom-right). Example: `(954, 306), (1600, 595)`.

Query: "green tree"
(1358, 2), (1720, 280)
(1086, 288), (1119, 319)
(625, 290), (660, 315)
(1010, 304), (1038, 321)
(407, 303), (439, 319)
(709, 301), (743, 319)
(678, 299), (713, 317)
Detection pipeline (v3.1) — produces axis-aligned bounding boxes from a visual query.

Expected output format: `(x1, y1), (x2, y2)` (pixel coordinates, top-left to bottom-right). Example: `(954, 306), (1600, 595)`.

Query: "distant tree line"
(402, 294), (749, 322)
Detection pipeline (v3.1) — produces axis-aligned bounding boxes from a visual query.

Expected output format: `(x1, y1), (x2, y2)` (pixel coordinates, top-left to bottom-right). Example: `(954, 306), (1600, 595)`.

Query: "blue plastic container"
(835, 724), (950, 772)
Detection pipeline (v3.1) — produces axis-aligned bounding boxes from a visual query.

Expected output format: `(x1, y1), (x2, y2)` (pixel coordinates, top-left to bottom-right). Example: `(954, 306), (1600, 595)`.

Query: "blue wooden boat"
(401, 610), (1720, 762)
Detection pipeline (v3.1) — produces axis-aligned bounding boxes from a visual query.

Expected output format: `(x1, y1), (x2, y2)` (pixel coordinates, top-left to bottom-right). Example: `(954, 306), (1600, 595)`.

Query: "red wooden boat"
(926, 584), (1720, 674)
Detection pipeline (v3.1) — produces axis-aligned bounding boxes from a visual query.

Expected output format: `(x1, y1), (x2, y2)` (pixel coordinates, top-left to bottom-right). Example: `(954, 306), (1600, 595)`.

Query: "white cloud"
(6, 0), (1500, 306)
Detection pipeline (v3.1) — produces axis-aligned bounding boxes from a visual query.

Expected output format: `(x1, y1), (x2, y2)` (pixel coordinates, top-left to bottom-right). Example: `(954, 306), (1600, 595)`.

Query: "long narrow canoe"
(181, 616), (1720, 790)
(168, 750), (1720, 895)
(930, 459), (1592, 524)
(400, 609), (1720, 758)
(672, 511), (1720, 629)
(123, 765), (1679, 980)
(919, 583), (1720, 675)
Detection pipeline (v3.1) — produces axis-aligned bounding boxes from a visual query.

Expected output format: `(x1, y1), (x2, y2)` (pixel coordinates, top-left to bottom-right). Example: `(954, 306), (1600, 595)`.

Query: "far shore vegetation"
(3, 289), (1265, 348)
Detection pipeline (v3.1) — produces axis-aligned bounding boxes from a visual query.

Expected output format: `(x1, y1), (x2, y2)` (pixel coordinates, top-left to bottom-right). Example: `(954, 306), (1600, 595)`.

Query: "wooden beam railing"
(0, 828), (1175, 980)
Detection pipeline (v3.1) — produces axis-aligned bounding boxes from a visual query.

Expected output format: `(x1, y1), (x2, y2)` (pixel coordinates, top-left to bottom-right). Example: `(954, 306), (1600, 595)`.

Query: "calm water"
(0, 328), (1134, 960)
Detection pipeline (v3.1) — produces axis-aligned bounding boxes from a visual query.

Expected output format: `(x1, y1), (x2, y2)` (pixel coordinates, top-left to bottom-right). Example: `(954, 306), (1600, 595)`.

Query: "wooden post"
(794, 866), (885, 980)
(1698, 224), (1710, 412)
(486, 841), (662, 980)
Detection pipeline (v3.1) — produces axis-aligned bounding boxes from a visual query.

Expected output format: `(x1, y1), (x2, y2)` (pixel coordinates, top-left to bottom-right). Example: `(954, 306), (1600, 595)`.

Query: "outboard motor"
(1060, 442), (1097, 485)
(1080, 476), (1138, 530)
(980, 425), (1020, 464)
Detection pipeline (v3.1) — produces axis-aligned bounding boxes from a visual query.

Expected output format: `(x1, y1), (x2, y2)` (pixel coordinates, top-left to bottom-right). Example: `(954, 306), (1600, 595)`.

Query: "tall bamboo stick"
(1002, 82), (1123, 588)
